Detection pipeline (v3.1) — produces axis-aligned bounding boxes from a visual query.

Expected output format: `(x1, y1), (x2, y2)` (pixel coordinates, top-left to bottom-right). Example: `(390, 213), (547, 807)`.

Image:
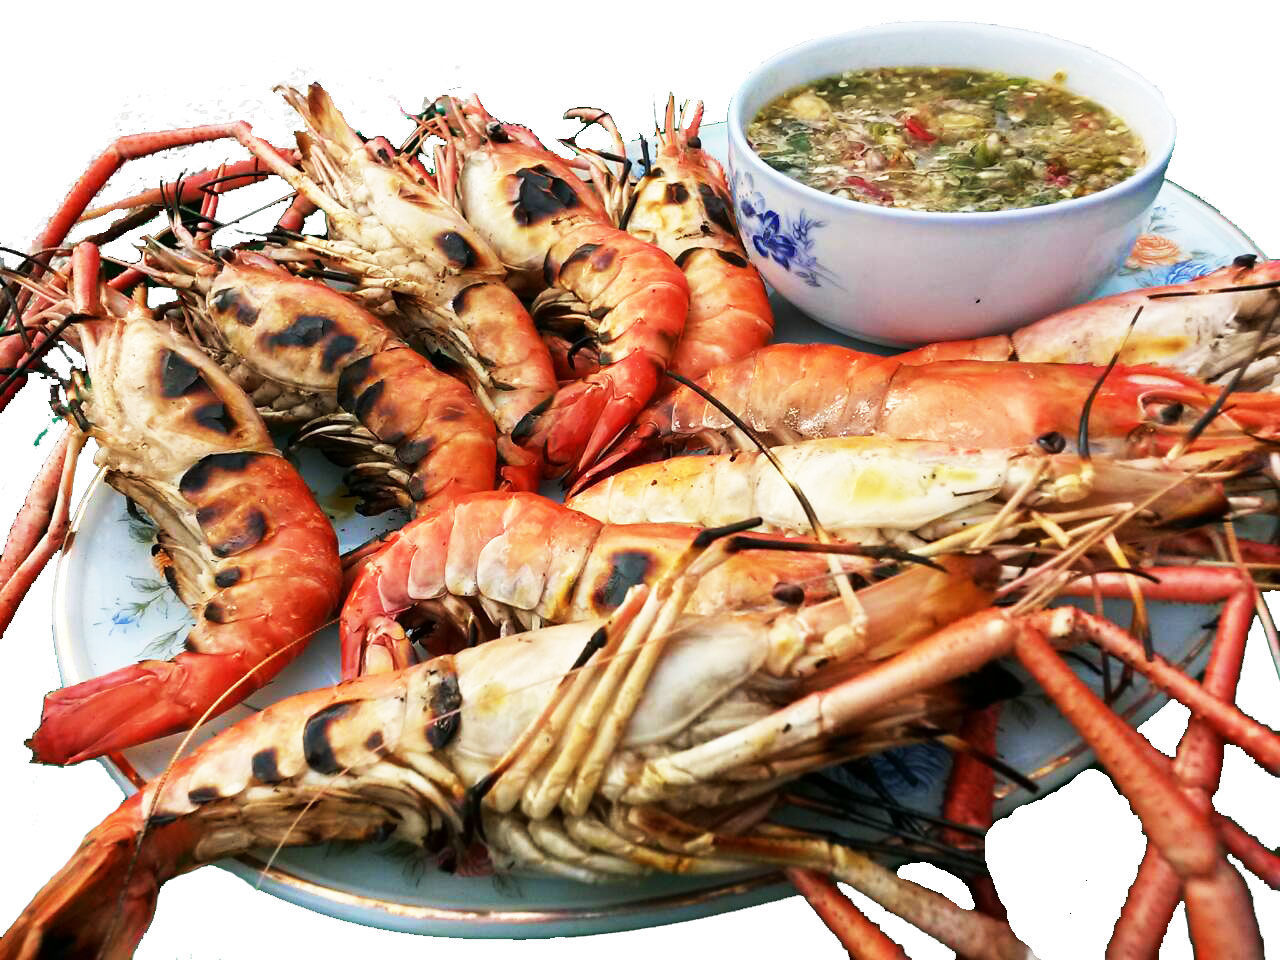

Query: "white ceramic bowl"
(727, 22), (1176, 346)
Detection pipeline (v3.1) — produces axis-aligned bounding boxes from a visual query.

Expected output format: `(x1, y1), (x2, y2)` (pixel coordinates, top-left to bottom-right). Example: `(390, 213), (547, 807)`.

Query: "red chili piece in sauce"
(901, 115), (937, 143)
(844, 176), (895, 205)
(1044, 159), (1072, 187)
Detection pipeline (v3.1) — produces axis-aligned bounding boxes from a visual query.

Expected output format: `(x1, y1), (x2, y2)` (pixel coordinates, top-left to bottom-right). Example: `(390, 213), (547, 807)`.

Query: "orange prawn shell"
(175, 449), (341, 654)
(623, 135), (773, 383)
(339, 491), (844, 679)
(200, 252), (397, 400)
(27, 313), (343, 765)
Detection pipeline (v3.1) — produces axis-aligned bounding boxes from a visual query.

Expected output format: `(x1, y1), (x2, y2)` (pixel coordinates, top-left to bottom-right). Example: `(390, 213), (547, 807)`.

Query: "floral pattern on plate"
(1113, 193), (1245, 288)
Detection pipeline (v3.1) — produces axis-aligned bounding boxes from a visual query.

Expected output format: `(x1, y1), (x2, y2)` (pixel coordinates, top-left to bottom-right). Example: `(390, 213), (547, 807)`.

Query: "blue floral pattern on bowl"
(733, 171), (841, 289)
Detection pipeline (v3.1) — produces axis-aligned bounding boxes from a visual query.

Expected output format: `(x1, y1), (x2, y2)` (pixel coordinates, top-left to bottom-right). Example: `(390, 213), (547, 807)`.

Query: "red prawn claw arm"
(941, 704), (1009, 928)
(2, 122), (300, 411)
(1014, 618), (1264, 959)
(1061, 569), (1262, 959)
(0, 430), (80, 638)
(530, 350), (661, 479)
(786, 868), (909, 960)
(75, 154), (293, 224)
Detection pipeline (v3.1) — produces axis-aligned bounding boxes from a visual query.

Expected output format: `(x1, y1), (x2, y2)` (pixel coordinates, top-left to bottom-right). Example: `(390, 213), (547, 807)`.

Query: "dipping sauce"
(747, 67), (1146, 212)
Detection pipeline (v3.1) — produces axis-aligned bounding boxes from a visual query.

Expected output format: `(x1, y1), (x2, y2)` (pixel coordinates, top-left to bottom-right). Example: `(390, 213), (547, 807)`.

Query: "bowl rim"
(727, 20), (1176, 223)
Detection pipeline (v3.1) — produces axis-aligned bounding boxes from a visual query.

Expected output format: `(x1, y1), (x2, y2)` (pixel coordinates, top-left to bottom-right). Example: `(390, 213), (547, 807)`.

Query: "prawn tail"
(0, 802), (186, 960)
(27, 650), (284, 766)
(277, 82), (363, 155)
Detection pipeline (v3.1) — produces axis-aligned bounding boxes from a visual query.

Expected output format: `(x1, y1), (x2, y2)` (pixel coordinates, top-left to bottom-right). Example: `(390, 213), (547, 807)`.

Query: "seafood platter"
(2, 20), (1279, 960)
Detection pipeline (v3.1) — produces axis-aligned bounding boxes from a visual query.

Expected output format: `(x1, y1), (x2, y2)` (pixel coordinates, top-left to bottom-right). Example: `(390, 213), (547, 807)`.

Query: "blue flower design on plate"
(1159, 258), (1220, 285)
(733, 171), (842, 289)
(1125, 256), (1230, 289)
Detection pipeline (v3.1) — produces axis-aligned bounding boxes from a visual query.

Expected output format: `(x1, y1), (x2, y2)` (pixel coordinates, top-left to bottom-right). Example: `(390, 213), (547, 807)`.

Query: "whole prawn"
(567, 435), (1241, 554)
(581, 342), (1280, 489)
(140, 222), (497, 515)
(427, 95), (690, 478)
(0, 243), (342, 765)
(561, 95), (774, 385)
(4, 528), (1278, 960)
(338, 489), (934, 679)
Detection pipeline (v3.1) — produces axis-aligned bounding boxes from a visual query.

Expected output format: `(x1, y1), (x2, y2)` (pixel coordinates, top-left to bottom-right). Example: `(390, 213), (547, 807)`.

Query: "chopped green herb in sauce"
(747, 67), (1146, 213)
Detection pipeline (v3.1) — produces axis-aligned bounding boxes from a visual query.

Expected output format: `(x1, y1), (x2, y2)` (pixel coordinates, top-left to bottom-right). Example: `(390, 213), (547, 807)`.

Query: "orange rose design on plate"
(1126, 232), (1183, 268)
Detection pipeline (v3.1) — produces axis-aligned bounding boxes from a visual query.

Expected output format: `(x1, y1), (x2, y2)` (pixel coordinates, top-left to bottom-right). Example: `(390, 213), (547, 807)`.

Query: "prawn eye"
(1149, 401), (1185, 425)
(1036, 431), (1067, 454)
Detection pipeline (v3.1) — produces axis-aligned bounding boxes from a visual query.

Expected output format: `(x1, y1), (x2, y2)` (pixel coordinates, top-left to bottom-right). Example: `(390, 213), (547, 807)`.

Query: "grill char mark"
(303, 701), (358, 774)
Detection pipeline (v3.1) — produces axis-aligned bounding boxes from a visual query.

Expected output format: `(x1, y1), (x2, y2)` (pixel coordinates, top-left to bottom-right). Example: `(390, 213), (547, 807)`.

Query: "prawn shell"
(203, 254), (393, 404)
(624, 140), (773, 383)
(545, 224), (689, 367)
(338, 345), (497, 506)
(568, 437), (1010, 534)
(181, 450), (340, 656)
(339, 492), (845, 679)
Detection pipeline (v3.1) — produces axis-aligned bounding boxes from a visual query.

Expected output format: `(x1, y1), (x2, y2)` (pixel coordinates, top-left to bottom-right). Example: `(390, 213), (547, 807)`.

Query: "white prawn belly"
(752, 438), (1009, 532)
(451, 622), (595, 762)
(623, 618), (769, 746)
(448, 617), (770, 763)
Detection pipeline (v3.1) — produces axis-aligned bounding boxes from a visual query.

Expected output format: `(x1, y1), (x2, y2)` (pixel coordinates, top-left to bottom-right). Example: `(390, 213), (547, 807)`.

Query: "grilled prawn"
(338, 490), (914, 679)
(4, 534), (1279, 960)
(582, 342), (1280, 489)
(561, 96), (774, 385)
(427, 95), (690, 478)
(567, 435), (1239, 555)
(142, 230), (497, 515)
(0, 244), (342, 765)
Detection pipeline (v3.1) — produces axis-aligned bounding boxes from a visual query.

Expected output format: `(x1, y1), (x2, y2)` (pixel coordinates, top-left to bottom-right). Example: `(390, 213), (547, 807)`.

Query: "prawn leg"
(0, 430), (82, 637)
(3, 123), (300, 411)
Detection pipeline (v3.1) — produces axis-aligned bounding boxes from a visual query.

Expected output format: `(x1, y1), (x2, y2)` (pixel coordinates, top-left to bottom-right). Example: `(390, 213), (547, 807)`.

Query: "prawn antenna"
(1147, 276), (1280, 300)
(665, 370), (830, 541)
(1078, 305), (1142, 460)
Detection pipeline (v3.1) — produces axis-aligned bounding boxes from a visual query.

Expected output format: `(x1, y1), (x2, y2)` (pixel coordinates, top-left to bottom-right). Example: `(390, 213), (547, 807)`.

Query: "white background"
(2, 3), (1279, 957)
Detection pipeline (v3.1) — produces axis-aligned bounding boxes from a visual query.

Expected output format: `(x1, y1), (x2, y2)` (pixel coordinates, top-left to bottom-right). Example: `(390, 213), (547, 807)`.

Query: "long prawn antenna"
(664, 370), (829, 540)
(721, 534), (943, 571)
(1078, 305), (1143, 461)
(1147, 276), (1280, 300)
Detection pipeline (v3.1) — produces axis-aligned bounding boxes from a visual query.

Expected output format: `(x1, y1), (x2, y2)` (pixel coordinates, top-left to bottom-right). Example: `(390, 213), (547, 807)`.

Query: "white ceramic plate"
(50, 121), (1266, 937)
